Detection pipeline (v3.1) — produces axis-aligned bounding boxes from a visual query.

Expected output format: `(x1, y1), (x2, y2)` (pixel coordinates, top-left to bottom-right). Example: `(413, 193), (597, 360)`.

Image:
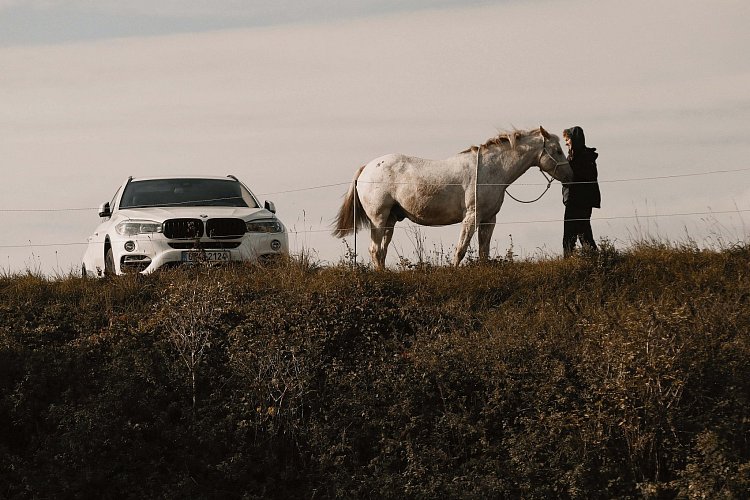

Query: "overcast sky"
(2, 0), (749, 274)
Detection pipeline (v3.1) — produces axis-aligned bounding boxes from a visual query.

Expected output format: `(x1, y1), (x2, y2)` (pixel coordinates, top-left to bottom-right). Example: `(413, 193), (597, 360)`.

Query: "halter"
(505, 136), (569, 204)
(539, 136), (569, 180)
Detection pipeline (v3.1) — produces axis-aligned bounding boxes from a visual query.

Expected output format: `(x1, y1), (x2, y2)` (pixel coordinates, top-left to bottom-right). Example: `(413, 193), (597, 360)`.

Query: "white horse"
(333, 127), (573, 269)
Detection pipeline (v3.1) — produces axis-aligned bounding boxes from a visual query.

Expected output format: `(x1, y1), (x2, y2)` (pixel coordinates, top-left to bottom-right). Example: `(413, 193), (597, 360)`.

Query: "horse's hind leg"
(381, 214), (398, 261)
(369, 213), (397, 270)
(369, 227), (386, 270)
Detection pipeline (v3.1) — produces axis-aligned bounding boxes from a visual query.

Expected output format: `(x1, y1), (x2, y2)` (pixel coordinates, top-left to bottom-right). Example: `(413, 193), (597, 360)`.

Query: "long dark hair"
(563, 126), (588, 159)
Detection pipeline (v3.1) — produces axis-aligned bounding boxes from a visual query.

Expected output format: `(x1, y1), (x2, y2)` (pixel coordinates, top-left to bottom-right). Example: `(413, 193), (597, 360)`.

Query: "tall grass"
(0, 242), (748, 498)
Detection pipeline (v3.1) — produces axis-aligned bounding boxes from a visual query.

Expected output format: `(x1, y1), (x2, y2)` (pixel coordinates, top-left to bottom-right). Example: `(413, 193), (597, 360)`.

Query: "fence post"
(475, 146), (480, 245)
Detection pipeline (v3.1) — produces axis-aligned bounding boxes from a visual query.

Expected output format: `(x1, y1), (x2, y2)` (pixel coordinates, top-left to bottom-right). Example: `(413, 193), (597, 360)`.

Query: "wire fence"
(0, 166), (748, 250)
(2, 166), (749, 214)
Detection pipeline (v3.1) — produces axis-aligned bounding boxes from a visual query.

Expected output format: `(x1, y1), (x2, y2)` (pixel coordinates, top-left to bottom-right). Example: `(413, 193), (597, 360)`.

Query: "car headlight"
(246, 219), (283, 233)
(115, 220), (163, 236)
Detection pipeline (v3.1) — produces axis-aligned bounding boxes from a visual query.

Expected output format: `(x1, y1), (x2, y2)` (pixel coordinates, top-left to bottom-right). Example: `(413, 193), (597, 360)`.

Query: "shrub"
(0, 249), (747, 498)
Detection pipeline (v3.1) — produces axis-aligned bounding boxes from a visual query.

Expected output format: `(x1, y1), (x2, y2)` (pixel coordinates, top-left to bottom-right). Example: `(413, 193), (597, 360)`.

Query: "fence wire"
(2, 166), (748, 214)
(1, 166), (748, 249)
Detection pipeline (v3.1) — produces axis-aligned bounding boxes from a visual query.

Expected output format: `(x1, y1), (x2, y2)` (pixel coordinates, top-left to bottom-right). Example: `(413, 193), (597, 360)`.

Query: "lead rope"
(505, 169), (554, 203)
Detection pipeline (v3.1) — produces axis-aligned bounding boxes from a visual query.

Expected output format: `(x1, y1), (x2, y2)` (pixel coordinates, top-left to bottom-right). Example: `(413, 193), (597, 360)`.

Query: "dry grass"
(0, 242), (748, 498)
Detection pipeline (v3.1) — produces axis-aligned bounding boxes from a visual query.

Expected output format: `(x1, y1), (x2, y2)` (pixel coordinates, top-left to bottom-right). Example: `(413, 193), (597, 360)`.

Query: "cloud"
(0, 0), (502, 46)
(1, 0), (493, 19)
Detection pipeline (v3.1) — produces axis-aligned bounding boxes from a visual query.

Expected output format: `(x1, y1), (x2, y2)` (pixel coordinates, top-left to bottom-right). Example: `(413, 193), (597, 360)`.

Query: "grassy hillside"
(1, 243), (748, 498)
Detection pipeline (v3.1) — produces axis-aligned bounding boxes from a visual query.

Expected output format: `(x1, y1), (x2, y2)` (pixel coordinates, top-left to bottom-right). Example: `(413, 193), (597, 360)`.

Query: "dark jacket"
(562, 127), (601, 208)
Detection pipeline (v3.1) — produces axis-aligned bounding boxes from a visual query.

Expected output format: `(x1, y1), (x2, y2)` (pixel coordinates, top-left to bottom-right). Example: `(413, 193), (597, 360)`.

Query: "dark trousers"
(563, 205), (596, 257)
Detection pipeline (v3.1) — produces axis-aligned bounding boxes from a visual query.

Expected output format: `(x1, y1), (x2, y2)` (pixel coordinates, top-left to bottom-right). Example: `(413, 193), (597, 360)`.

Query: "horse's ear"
(539, 126), (550, 138)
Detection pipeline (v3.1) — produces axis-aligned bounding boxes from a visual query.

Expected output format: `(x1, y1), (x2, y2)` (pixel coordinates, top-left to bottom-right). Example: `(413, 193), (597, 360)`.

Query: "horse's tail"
(332, 165), (369, 238)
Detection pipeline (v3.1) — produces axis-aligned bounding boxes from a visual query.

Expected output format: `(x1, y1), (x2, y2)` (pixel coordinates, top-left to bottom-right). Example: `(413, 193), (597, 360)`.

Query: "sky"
(2, 0), (749, 274)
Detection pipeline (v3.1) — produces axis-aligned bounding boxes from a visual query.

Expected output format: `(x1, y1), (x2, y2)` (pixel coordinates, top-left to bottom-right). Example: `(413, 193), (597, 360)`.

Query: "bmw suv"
(82, 175), (289, 276)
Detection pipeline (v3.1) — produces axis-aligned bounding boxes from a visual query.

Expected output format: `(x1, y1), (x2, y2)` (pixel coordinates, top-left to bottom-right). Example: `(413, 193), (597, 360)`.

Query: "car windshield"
(119, 179), (259, 209)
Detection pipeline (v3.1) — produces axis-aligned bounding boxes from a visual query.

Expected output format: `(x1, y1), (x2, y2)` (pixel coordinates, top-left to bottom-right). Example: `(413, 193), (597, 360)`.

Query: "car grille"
(162, 218), (247, 240)
(206, 218), (247, 239)
(163, 219), (204, 239)
(168, 242), (242, 250)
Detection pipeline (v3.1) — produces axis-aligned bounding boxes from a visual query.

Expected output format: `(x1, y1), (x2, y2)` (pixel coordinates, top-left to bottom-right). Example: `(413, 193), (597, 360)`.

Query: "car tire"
(81, 263), (87, 278)
(105, 247), (116, 276)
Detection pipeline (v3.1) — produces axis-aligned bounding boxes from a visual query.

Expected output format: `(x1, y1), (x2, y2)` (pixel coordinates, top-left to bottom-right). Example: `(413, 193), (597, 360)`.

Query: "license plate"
(181, 251), (230, 262)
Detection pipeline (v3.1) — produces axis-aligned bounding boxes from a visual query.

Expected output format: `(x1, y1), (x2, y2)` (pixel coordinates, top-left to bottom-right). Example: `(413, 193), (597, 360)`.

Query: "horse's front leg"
(477, 215), (496, 261)
(453, 212), (476, 266)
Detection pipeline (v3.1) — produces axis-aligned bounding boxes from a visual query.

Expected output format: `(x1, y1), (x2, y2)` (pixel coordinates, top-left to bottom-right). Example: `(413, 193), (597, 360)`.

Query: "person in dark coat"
(562, 126), (600, 257)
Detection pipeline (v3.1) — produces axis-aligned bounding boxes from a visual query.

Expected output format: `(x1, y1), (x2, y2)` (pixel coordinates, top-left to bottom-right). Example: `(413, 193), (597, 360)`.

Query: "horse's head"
(536, 126), (573, 182)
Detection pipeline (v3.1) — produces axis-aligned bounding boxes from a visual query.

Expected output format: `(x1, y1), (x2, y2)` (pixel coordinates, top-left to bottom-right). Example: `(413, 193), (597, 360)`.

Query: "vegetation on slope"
(0, 243), (748, 498)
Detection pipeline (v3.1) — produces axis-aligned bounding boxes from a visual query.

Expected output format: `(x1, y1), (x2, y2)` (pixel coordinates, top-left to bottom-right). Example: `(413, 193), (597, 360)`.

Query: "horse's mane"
(460, 128), (543, 154)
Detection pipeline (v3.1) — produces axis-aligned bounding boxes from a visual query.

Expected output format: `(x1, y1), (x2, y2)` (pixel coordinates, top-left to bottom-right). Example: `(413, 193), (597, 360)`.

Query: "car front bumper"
(110, 231), (289, 274)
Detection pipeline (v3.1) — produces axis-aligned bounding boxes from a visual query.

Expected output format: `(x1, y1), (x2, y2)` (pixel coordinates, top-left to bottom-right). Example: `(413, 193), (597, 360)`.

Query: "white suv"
(82, 175), (289, 276)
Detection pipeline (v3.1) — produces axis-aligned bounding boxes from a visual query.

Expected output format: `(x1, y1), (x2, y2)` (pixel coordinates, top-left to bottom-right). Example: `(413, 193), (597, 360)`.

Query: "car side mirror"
(98, 202), (111, 218)
(264, 200), (276, 213)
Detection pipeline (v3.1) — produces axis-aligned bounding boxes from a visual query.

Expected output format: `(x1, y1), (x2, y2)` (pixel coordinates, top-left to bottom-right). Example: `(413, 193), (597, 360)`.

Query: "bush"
(0, 247), (748, 498)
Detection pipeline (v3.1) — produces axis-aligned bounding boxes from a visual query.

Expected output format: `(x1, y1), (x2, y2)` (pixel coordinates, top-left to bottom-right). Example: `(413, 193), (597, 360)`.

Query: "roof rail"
(227, 175), (239, 181)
